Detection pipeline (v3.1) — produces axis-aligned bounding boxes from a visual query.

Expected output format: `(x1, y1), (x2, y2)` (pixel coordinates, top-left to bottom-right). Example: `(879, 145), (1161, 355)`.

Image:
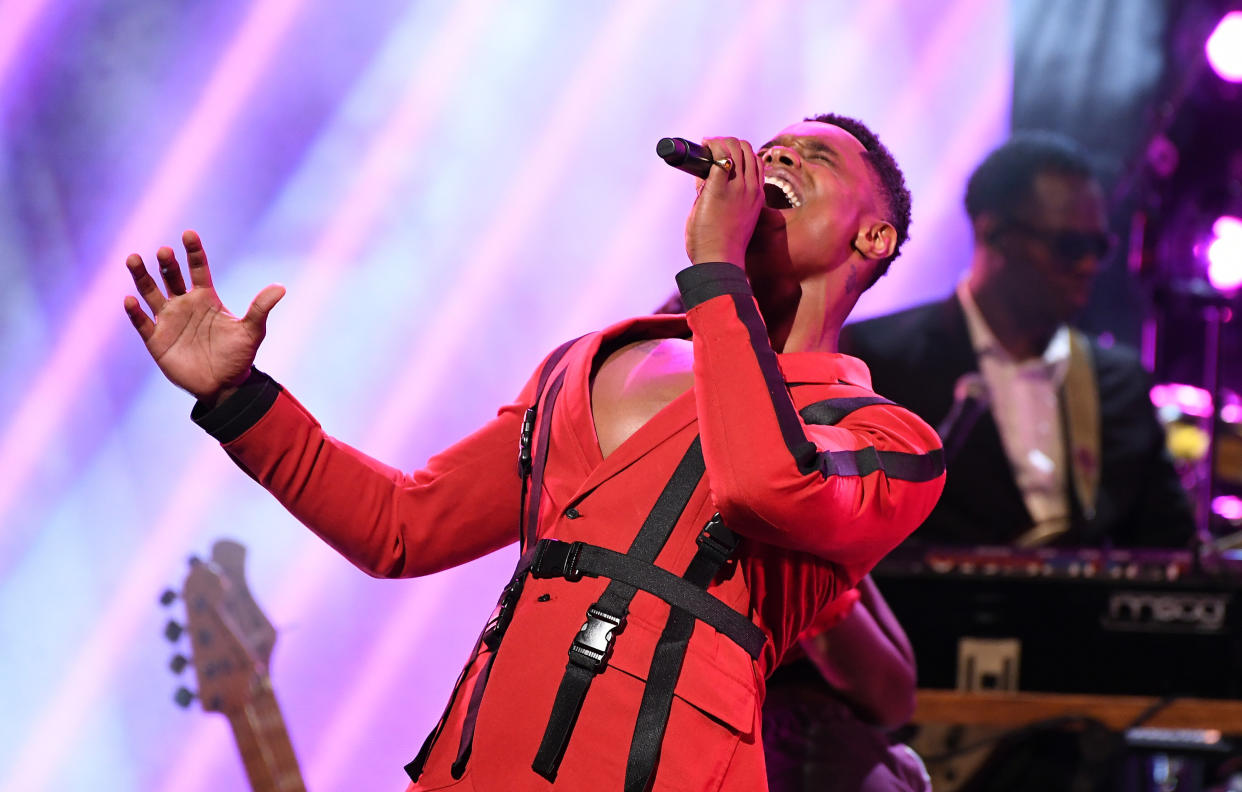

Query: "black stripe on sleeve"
(814, 446), (945, 483)
(191, 367), (283, 444)
(724, 293), (820, 474)
(799, 396), (895, 426)
(801, 397), (945, 482)
(675, 262), (751, 309)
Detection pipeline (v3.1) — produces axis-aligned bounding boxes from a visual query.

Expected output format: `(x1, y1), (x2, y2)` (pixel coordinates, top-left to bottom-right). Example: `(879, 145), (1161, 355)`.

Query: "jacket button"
(564, 507), (581, 519)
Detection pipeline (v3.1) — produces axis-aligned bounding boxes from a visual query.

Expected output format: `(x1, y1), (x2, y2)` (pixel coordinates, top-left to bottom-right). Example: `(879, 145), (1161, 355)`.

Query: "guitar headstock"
(164, 539), (277, 715)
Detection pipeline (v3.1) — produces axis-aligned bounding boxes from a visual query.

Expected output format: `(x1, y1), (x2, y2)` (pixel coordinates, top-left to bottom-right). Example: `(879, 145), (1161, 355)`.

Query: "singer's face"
(749, 121), (885, 279)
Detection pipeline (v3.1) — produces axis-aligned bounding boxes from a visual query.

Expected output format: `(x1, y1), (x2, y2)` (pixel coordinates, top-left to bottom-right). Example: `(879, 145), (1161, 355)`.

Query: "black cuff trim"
(191, 368), (283, 444)
(675, 262), (751, 309)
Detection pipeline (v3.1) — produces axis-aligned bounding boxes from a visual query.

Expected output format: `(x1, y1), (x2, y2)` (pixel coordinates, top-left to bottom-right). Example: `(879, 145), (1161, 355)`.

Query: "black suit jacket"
(839, 295), (1194, 548)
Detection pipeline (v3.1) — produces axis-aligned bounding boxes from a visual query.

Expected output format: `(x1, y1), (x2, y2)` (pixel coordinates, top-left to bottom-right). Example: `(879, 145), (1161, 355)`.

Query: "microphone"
(936, 372), (990, 463)
(656, 137), (732, 178)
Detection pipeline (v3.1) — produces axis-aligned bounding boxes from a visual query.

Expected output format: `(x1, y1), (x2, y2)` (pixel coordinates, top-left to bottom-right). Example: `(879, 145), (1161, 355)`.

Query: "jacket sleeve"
(191, 358), (549, 579)
(677, 263), (945, 583)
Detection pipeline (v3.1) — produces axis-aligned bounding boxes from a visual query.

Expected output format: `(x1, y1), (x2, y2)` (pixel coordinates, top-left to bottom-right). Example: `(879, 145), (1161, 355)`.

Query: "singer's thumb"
(244, 284), (286, 330)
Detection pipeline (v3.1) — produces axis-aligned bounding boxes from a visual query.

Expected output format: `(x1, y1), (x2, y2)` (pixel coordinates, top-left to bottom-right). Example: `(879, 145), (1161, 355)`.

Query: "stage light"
(1206, 215), (1242, 292)
(1151, 382), (1215, 418)
(1215, 495), (1242, 521)
(1206, 11), (1242, 82)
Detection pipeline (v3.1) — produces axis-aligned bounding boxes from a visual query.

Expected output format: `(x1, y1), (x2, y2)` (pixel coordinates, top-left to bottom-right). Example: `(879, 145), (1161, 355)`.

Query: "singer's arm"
(800, 576), (917, 728)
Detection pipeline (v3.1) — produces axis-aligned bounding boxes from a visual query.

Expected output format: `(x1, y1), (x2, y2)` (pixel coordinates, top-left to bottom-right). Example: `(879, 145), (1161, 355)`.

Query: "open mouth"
(763, 175), (801, 209)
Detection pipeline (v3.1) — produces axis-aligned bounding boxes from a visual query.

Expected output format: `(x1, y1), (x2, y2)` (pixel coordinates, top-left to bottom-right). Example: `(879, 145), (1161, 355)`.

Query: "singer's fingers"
(182, 230), (214, 289)
(738, 140), (760, 189)
(701, 137), (742, 184)
(242, 284), (286, 331)
(123, 295), (157, 342)
(155, 247), (188, 296)
(126, 253), (167, 314)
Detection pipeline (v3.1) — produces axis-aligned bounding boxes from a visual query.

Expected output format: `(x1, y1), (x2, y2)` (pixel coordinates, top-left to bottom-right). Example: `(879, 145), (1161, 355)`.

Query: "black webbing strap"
(518, 336), (581, 549)
(405, 338), (577, 783)
(528, 537), (763, 658)
(530, 437), (707, 781)
(449, 555), (532, 777)
(624, 516), (740, 792)
(450, 373), (573, 775)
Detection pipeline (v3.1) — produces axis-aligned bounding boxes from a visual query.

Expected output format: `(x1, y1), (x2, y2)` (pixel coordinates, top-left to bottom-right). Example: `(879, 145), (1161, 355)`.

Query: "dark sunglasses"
(1003, 217), (1116, 261)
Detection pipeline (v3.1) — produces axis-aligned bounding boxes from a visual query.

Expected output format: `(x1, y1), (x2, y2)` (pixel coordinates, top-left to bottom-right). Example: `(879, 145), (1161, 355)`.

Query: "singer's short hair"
(965, 132), (1095, 222)
(807, 112), (912, 289)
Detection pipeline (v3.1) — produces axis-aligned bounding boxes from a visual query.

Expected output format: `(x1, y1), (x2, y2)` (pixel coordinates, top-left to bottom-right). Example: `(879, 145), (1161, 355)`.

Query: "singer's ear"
(852, 221), (896, 262)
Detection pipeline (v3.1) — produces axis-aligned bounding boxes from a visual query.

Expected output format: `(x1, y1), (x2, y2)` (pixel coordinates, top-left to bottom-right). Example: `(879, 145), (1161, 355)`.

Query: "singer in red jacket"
(124, 113), (945, 791)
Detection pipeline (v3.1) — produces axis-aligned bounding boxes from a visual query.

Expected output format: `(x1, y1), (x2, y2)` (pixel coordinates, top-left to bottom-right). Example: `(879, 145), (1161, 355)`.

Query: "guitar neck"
(225, 675), (307, 792)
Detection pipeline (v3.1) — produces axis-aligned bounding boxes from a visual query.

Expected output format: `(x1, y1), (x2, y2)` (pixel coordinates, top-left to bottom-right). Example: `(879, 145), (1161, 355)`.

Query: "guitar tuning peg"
(159, 588), (178, 607)
(163, 619), (184, 642)
(173, 686), (196, 709)
(169, 653), (190, 674)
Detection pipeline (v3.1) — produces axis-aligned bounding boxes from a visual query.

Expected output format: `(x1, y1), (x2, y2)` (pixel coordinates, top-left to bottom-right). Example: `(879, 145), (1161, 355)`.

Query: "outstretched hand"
(123, 230), (285, 404)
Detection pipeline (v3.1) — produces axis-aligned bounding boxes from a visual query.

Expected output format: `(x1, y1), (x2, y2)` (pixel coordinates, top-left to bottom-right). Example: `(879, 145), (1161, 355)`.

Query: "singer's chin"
(745, 228), (794, 283)
(756, 206), (788, 230)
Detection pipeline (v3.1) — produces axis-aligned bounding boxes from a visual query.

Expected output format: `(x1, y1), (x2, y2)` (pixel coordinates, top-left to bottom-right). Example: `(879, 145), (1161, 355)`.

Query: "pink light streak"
(0, 0), (310, 541)
(864, 0), (1002, 140)
(0, 0), (54, 93)
(363, 0), (673, 453)
(1206, 11), (1242, 83)
(142, 3), (501, 790)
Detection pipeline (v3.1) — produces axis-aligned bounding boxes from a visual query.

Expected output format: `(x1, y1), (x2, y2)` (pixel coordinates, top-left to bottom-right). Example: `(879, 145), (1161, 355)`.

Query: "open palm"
(124, 231), (285, 402)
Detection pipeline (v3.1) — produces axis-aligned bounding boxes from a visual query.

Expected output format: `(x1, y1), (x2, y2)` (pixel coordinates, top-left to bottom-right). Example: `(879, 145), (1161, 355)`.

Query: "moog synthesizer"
(871, 546), (1242, 698)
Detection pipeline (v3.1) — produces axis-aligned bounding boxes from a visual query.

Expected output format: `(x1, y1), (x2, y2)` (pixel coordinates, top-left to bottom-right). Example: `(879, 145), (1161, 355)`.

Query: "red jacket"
(198, 263), (945, 791)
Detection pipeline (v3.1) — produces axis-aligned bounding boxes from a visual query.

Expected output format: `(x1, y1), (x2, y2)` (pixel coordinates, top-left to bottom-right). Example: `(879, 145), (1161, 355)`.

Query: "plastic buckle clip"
(482, 574), (525, 651)
(530, 540), (586, 582)
(695, 513), (735, 567)
(569, 604), (626, 673)
(518, 407), (537, 477)
(560, 541), (585, 582)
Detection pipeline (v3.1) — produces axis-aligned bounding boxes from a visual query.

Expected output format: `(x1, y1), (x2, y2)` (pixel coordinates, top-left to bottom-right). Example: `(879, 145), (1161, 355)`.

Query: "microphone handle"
(656, 137), (714, 179)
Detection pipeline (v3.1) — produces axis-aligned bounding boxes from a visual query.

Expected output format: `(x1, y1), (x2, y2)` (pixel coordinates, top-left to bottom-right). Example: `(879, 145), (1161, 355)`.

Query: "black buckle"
(695, 514), (736, 567)
(568, 604), (626, 673)
(518, 407), (537, 477)
(482, 574), (525, 651)
(531, 540), (586, 582)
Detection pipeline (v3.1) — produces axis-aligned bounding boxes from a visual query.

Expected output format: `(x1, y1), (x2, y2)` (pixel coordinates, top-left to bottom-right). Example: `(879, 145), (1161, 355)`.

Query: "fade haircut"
(807, 112), (912, 288)
(965, 131), (1095, 222)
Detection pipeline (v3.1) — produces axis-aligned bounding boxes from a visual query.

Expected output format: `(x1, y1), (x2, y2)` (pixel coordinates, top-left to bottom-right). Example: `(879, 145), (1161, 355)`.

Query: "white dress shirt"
(957, 281), (1071, 532)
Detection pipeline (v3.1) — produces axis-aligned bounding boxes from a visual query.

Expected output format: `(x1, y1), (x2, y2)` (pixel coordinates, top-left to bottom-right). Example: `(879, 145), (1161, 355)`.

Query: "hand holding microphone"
(656, 137), (734, 178)
(662, 136), (763, 266)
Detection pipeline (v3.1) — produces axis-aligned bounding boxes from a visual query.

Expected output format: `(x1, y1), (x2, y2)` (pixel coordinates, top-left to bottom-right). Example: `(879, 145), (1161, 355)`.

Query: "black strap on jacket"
(529, 436), (708, 781)
(527, 534), (763, 659)
(405, 337), (578, 783)
(624, 515), (741, 792)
